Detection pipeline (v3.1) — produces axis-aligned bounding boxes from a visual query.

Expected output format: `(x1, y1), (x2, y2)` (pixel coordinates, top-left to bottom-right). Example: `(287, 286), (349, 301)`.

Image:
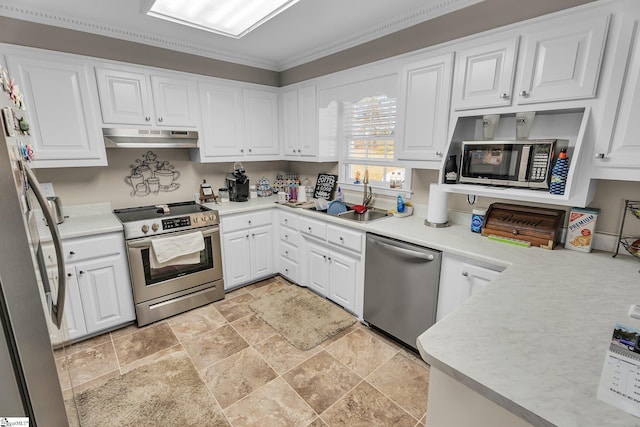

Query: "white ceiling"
(0, 0), (483, 71)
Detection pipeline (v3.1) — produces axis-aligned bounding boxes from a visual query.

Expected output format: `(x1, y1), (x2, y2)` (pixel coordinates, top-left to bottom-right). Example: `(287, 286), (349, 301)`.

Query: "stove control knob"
(142, 224), (149, 233)
(193, 217), (199, 223)
(152, 223), (159, 232)
(209, 214), (215, 221)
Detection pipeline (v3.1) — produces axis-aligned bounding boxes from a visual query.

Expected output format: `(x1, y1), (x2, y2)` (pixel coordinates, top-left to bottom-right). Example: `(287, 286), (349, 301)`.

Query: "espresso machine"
(226, 162), (250, 202)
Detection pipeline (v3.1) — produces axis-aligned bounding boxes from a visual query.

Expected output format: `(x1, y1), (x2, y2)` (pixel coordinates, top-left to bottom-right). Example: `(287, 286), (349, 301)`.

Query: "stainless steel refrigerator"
(0, 71), (75, 425)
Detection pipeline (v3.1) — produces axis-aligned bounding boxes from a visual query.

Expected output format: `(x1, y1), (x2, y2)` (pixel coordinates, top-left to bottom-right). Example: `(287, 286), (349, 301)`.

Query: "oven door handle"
(127, 227), (219, 249)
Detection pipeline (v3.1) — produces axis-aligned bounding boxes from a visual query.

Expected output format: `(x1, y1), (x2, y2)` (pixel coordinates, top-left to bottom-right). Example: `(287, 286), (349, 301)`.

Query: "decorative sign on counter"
(597, 323), (640, 418)
(313, 174), (338, 200)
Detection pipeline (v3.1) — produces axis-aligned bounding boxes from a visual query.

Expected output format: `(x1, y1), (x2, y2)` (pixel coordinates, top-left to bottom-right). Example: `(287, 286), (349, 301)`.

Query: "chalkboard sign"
(313, 174), (338, 200)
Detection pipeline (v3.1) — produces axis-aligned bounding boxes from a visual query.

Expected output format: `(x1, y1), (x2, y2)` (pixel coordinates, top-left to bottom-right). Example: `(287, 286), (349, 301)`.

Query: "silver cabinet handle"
(145, 116), (151, 121)
(595, 153), (605, 159)
(462, 271), (469, 277)
(436, 151), (443, 156)
(158, 117), (163, 123)
(500, 93), (509, 99)
(519, 90), (529, 97)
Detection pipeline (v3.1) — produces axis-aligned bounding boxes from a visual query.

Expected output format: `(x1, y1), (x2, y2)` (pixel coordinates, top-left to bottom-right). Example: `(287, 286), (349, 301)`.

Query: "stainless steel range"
(113, 201), (224, 326)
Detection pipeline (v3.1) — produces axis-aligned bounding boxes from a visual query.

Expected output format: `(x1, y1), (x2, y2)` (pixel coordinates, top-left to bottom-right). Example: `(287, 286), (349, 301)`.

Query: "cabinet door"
(222, 229), (252, 289)
(63, 270), (88, 340)
(199, 82), (244, 158)
(76, 256), (135, 333)
(594, 15), (640, 169)
(150, 75), (198, 127)
(298, 85), (318, 158)
(517, 15), (609, 104)
(243, 88), (279, 156)
(328, 251), (357, 313)
(95, 68), (154, 125)
(306, 241), (329, 296)
(7, 54), (106, 167)
(436, 254), (502, 322)
(452, 38), (518, 110)
(396, 53), (453, 161)
(280, 89), (300, 157)
(250, 225), (273, 279)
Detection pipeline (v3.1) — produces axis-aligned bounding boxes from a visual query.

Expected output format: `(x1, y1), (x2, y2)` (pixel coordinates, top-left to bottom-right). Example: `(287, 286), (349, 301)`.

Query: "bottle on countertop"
(336, 186), (343, 202)
(549, 149), (569, 195)
(397, 194), (405, 213)
(199, 179), (215, 202)
(444, 155), (458, 184)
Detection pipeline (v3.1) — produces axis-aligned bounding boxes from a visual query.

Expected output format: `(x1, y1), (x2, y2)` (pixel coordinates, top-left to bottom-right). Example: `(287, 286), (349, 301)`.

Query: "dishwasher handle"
(372, 239), (435, 261)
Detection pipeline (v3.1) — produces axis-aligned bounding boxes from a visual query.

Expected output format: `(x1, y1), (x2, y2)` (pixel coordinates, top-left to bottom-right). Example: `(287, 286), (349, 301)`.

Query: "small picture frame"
(2, 107), (16, 137)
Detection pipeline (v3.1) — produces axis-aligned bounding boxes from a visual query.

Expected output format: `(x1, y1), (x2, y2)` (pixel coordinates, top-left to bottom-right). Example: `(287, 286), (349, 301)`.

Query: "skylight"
(143, 0), (300, 39)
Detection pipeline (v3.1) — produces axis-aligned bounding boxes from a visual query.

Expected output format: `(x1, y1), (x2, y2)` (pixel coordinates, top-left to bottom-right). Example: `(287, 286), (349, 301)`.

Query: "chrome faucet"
(362, 170), (373, 207)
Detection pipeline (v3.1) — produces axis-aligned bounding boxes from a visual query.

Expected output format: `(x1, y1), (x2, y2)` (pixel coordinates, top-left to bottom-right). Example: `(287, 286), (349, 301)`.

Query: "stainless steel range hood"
(103, 128), (198, 148)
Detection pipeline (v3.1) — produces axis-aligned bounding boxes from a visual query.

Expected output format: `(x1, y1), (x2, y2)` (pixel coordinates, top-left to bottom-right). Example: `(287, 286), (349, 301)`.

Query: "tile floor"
(57, 276), (430, 426)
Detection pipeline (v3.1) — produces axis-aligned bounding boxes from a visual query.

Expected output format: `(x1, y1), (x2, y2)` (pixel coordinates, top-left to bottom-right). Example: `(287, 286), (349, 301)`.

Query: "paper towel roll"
(427, 183), (449, 224)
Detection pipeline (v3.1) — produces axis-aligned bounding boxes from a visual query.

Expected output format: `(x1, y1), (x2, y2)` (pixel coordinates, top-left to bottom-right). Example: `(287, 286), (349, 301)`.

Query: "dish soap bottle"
(549, 149), (569, 195)
(397, 195), (405, 213)
(444, 155), (458, 184)
(336, 186), (343, 202)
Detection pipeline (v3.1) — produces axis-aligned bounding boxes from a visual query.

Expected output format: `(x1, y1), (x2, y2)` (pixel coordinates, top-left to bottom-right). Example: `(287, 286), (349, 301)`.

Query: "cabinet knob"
(285, 234), (288, 239)
(436, 151), (443, 156)
(79, 270), (85, 275)
(308, 227), (312, 232)
(240, 149), (244, 153)
(245, 234), (249, 238)
(462, 271), (469, 277)
(158, 117), (164, 123)
(328, 257), (332, 262)
(339, 237), (344, 242)
(500, 93), (509, 99)
(284, 219), (288, 224)
(285, 268), (289, 274)
(248, 148), (252, 153)
(145, 116), (151, 122)
(297, 149), (301, 153)
(69, 251), (75, 255)
(323, 255), (327, 261)
(293, 149), (296, 153)
(248, 220), (252, 225)
(67, 273), (72, 277)
(519, 90), (529, 97)
(285, 251), (289, 256)
(595, 153), (605, 159)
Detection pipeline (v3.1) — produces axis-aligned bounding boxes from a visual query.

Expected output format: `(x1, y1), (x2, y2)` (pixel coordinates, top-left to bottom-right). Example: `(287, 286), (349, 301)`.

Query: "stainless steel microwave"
(459, 139), (568, 189)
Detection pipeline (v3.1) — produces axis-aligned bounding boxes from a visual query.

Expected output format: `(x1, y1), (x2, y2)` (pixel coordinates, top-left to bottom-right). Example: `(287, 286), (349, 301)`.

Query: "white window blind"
(343, 94), (396, 163)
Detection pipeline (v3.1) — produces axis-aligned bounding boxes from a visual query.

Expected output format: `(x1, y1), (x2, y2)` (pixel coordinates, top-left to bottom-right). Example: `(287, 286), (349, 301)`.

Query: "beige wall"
(35, 152), (639, 236)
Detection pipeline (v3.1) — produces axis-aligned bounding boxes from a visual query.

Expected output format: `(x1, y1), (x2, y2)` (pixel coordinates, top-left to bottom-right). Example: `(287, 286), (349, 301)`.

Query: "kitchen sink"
(336, 208), (390, 223)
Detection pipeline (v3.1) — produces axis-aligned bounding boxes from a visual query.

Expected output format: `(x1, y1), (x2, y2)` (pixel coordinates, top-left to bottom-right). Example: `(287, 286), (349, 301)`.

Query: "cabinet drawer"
(279, 211), (298, 230)
(299, 216), (326, 240)
(280, 241), (298, 262)
(63, 233), (124, 264)
(279, 227), (300, 247)
(222, 210), (272, 233)
(279, 256), (298, 282)
(327, 225), (363, 253)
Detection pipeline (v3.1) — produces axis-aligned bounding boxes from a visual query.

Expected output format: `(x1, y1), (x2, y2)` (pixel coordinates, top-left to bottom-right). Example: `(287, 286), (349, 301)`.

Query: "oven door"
(125, 225), (223, 304)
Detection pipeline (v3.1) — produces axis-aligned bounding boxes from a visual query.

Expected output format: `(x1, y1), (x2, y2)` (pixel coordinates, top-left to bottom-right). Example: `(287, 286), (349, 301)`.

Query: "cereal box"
(565, 207), (600, 252)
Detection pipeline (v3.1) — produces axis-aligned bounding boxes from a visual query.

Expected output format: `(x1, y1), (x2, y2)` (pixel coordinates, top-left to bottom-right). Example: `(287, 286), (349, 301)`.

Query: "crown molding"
(0, 0), (481, 72)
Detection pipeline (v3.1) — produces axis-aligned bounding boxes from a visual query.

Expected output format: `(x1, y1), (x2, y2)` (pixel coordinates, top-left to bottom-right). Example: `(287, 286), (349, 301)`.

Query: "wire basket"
(621, 237), (640, 258)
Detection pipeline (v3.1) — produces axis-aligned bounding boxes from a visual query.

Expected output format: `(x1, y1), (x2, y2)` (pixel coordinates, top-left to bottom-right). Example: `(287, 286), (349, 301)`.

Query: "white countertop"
(53, 197), (640, 425)
(207, 196), (640, 427)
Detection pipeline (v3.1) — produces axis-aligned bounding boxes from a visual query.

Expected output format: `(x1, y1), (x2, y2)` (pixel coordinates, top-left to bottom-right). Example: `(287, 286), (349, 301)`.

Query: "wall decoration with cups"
(124, 150), (181, 197)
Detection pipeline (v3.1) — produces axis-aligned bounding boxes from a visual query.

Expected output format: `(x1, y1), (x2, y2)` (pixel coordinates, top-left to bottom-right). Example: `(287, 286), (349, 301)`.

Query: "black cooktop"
(113, 201), (211, 223)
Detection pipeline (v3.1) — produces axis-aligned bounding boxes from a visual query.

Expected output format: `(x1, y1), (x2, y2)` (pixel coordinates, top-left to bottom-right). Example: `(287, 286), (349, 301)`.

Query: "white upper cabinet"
(243, 88), (279, 156)
(396, 53), (454, 161)
(452, 38), (518, 110)
(194, 82), (279, 162)
(5, 50), (106, 167)
(280, 85), (320, 159)
(96, 67), (198, 127)
(593, 8), (640, 174)
(452, 13), (609, 110)
(197, 82), (244, 159)
(516, 14), (610, 104)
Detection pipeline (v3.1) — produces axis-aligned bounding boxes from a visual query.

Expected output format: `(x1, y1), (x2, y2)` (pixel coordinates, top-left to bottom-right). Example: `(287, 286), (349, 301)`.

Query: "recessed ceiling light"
(142, 0), (300, 39)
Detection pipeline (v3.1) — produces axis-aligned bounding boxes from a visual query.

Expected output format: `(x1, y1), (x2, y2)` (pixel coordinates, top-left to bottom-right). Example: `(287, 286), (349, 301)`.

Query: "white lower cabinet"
(44, 232), (135, 341)
(220, 210), (274, 290)
(300, 218), (364, 316)
(436, 253), (503, 322)
(277, 211), (301, 283)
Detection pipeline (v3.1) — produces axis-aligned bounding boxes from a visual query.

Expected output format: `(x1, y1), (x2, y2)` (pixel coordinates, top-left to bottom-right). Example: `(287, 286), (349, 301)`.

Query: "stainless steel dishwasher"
(364, 233), (441, 350)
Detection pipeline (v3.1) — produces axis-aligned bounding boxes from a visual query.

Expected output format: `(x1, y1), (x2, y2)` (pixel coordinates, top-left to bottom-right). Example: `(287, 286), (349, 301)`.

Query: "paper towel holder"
(424, 219), (450, 228)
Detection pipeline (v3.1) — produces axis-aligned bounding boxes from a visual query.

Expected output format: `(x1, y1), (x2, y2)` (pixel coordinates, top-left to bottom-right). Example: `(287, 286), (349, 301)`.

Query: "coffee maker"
(226, 162), (250, 202)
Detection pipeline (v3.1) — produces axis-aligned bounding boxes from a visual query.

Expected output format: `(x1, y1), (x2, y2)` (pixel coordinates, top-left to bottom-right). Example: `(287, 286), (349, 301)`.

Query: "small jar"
(471, 208), (487, 233)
